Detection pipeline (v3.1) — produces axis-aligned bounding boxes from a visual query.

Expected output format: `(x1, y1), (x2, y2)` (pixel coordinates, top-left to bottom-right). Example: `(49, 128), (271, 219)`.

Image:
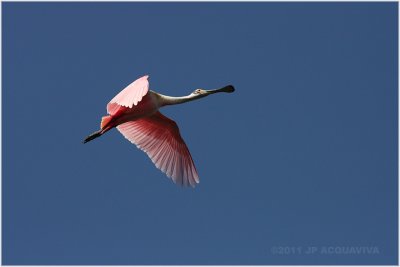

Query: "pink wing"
(107, 75), (149, 115)
(117, 112), (200, 187)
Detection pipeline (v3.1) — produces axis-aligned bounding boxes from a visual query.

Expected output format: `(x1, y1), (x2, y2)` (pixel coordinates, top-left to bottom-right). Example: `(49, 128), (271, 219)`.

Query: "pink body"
(99, 75), (199, 187)
(102, 93), (160, 132)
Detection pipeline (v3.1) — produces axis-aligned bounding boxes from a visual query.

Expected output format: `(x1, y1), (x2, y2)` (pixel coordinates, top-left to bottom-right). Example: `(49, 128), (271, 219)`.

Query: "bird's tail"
(100, 115), (112, 129)
(83, 130), (103, 144)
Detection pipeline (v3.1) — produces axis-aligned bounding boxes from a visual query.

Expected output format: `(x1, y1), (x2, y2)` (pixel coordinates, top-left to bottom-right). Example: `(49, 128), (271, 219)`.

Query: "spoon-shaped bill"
(205, 85), (235, 94)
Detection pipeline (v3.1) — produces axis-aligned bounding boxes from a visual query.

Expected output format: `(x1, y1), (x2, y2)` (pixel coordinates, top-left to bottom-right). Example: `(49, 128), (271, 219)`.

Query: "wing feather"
(116, 111), (200, 187)
(107, 75), (150, 115)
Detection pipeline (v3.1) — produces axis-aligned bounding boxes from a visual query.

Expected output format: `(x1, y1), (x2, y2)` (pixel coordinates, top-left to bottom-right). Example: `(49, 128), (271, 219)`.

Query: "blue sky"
(3, 2), (398, 265)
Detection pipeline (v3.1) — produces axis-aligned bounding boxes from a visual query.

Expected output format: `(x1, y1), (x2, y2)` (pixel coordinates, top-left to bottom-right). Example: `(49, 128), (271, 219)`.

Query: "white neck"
(157, 93), (205, 107)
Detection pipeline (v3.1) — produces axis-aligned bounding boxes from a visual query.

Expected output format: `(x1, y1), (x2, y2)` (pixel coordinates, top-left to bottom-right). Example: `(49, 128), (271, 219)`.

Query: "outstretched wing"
(117, 111), (200, 187)
(107, 75), (149, 115)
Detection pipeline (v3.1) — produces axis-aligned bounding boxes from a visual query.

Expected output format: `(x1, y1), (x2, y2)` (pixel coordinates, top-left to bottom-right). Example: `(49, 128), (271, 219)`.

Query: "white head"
(190, 85), (235, 98)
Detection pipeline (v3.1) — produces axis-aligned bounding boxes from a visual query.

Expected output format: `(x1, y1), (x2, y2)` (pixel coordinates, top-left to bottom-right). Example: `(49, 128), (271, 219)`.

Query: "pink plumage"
(117, 112), (199, 186)
(107, 75), (149, 115)
(83, 74), (235, 187)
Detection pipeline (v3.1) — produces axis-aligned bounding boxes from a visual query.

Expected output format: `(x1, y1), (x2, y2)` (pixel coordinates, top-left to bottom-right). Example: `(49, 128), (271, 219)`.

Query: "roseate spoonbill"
(83, 75), (234, 187)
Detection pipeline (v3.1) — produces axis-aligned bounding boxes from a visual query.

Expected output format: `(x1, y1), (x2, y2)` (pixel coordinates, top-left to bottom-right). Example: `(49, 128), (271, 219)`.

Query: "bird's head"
(191, 89), (208, 96)
(191, 85), (235, 97)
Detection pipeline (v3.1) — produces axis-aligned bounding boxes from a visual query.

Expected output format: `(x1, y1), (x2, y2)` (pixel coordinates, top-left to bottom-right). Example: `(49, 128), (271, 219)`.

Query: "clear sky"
(3, 2), (398, 265)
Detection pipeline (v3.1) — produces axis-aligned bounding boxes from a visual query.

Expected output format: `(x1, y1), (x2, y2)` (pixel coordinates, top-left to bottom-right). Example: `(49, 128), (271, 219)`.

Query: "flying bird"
(83, 75), (234, 187)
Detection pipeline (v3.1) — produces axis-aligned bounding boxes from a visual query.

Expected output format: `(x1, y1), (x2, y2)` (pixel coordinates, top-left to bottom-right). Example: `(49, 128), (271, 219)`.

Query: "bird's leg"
(83, 130), (103, 143)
